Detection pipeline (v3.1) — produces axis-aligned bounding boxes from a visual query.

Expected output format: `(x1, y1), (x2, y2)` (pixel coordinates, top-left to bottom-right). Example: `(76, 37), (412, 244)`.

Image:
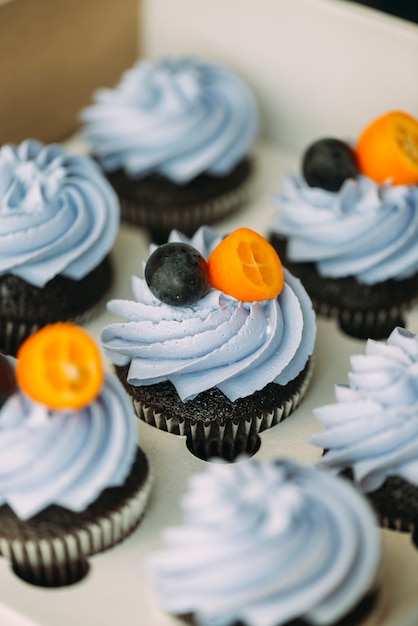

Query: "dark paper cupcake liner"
(105, 156), (253, 243)
(339, 469), (418, 541)
(0, 449), (152, 587)
(368, 477), (418, 536)
(315, 299), (407, 341)
(119, 179), (252, 244)
(0, 255), (113, 356)
(180, 588), (379, 626)
(0, 296), (107, 357)
(133, 360), (314, 461)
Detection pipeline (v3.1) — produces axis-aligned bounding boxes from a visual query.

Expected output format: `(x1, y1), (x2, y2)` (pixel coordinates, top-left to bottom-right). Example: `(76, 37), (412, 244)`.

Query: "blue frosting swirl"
(313, 327), (418, 492)
(0, 140), (120, 288)
(81, 57), (259, 183)
(101, 227), (316, 402)
(0, 373), (138, 520)
(271, 173), (418, 285)
(146, 458), (380, 626)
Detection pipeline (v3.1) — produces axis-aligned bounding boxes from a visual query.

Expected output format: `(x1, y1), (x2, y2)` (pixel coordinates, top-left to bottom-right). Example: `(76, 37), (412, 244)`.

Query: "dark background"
(348, 0), (418, 24)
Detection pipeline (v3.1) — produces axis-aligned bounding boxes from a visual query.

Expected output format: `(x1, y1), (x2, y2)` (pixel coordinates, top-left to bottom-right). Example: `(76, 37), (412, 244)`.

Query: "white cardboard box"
(144, 0), (418, 151)
(1, 1), (418, 624)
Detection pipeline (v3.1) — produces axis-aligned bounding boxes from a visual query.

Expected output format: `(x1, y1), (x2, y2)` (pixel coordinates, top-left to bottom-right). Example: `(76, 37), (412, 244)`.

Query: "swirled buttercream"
(271, 173), (418, 285)
(0, 139), (120, 287)
(101, 227), (316, 402)
(81, 57), (258, 183)
(146, 458), (380, 626)
(313, 327), (418, 492)
(0, 373), (137, 520)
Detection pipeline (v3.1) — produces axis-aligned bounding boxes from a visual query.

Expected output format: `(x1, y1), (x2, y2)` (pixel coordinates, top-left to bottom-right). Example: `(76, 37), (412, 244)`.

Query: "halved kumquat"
(207, 228), (284, 301)
(16, 323), (104, 410)
(356, 111), (418, 185)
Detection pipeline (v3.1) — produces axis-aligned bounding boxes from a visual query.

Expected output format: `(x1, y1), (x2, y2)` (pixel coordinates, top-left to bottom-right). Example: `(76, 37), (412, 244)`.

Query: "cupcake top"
(312, 326), (418, 492)
(271, 111), (418, 285)
(271, 174), (418, 285)
(0, 139), (120, 288)
(0, 324), (138, 520)
(81, 57), (259, 183)
(146, 458), (380, 626)
(101, 227), (316, 402)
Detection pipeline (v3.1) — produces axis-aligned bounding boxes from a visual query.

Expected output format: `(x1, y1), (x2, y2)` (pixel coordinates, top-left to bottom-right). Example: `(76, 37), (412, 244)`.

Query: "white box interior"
(1, 1), (418, 624)
(144, 0), (418, 151)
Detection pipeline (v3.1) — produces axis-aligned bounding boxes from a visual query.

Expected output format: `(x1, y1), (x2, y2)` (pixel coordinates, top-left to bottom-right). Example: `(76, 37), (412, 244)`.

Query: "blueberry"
(145, 242), (209, 306)
(0, 353), (17, 409)
(302, 138), (359, 192)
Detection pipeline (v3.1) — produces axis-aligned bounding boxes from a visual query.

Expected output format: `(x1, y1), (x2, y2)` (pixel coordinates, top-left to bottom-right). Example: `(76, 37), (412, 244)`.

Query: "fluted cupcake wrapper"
(0, 297), (106, 357)
(0, 255), (113, 356)
(0, 451), (153, 587)
(367, 477), (418, 540)
(379, 516), (414, 533)
(119, 180), (252, 244)
(338, 469), (418, 550)
(369, 499), (418, 552)
(314, 299), (408, 341)
(134, 361), (313, 462)
(179, 590), (380, 626)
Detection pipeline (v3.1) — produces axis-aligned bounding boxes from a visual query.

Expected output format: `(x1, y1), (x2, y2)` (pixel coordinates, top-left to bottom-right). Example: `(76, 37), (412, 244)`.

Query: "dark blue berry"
(145, 243), (209, 306)
(302, 138), (359, 192)
(0, 353), (17, 409)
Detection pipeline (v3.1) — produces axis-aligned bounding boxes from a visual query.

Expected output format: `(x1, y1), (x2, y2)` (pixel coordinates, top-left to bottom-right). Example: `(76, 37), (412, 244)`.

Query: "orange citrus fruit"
(16, 323), (104, 410)
(356, 111), (418, 185)
(207, 228), (284, 301)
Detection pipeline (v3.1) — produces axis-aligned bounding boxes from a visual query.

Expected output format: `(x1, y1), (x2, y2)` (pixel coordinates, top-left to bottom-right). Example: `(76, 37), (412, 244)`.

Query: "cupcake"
(0, 323), (152, 587)
(81, 57), (258, 244)
(146, 458), (381, 626)
(312, 326), (418, 543)
(0, 139), (120, 355)
(269, 111), (418, 340)
(101, 226), (316, 462)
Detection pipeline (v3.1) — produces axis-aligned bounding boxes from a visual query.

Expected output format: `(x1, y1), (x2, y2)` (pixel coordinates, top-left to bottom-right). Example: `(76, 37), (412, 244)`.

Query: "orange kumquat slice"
(16, 323), (104, 410)
(207, 228), (284, 301)
(356, 111), (418, 185)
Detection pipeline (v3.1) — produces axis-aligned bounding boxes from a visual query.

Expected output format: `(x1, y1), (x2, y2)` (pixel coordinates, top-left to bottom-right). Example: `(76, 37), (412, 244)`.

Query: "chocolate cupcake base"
(364, 476), (418, 537)
(115, 360), (313, 462)
(179, 589), (378, 626)
(270, 235), (418, 340)
(339, 468), (418, 547)
(0, 448), (152, 587)
(106, 158), (253, 244)
(0, 255), (113, 356)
